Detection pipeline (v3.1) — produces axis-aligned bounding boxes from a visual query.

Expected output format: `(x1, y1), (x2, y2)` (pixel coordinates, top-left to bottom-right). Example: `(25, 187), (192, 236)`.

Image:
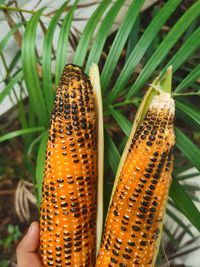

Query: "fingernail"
(28, 223), (33, 234)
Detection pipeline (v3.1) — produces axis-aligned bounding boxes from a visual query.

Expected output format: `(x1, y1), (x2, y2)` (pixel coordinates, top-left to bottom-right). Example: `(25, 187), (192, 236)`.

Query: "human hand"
(16, 221), (43, 267)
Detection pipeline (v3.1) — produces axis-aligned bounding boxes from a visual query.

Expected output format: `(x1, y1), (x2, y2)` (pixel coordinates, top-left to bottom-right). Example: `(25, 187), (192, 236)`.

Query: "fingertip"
(17, 221), (40, 253)
(28, 221), (40, 234)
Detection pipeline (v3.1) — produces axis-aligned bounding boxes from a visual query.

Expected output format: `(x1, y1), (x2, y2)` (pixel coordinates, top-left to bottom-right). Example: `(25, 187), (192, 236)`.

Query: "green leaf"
(162, 27), (200, 75)
(6, 50), (21, 76)
(0, 127), (45, 143)
(42, 1), (68, 114)
(175, 63), (200, 93)
(36, 133), (48, 206)
(85, 0), (125, 73)
(109, 106), (131, 136)
(55, 1), (77, 84)
(22, 8), (48, 126)
(106, 0), (182, 104)
(166, 208), (194, 237)
(104, 130), (120, 174)
(0, 70), (23, 103)
(100, 0), (145, 91)
(73, 0), (111, 66)
(175, 127), (200, 172)
(170, 178), (200, 233)
(126, 0), (200, 100)
(176, 101), (200, 126)
(27, 131), (48, 159)
(0, 23), (23, 53)
(125, 15), (140, 62)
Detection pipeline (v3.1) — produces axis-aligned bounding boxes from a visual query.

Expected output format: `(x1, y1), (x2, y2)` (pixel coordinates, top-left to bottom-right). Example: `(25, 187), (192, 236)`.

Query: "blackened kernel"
(66, 125), (72, 131)
(63, 237), (72, 242)
(64, 243), (72, 249)
(146, 168), (153, 173)
(148, 213), (155, 218)
(137, 213), (145, 219)
(153, 173), (160, 179)
(70, 207), (80, 213)
(152, 201), (158, 206)
(129, 197), (136, 203)
(140, 240), (147, 246)
(132, 225), (141, 231)
(61, 202), (68, 207)
(112, 249), (119, 256)
(142, 233), (147, 238)
(123, 215), (129, 220)
(143, 195), (151, 201)
(151, 179), (158, 185)
(139, 207), (147, 213)
(114, 244), (120, 250)
(140, 178), (147, 183)
(121, 226), (127, 231)
(123, 254), (131, 260)
(149, 185), (155, 190)
(147, 219), (154, 224)
(150, 157), (157, 162)
(114, 210), (119, 216)
(150, 207), (156, 212)
(146, 190), (153, 196)
(141, 201), (148, 207)
(116, 238), (122, 244)
(128, 241), (135, 247)
(135, 188), (141, 193)
(72, 115), (78, 121)
(151, 129), (157, 135)
(111, 257), (118, 263)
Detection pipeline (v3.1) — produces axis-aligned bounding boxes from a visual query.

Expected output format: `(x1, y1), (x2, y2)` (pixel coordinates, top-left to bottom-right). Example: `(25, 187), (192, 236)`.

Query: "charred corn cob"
(95, 69), (175, 267)
(40, 64), (99, 267)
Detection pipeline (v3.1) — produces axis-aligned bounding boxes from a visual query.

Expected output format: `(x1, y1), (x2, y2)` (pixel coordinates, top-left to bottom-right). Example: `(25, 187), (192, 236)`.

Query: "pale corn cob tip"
(149, 92), (175, 114)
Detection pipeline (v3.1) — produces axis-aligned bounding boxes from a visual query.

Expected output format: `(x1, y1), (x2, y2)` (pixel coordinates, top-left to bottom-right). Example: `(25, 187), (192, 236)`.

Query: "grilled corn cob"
(40, 64), (98, 267)
(95, 70), (175, 267)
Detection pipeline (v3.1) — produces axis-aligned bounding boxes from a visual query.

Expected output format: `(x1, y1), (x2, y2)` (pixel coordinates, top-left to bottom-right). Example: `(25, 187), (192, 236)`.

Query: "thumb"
(16, 222), (43, 267)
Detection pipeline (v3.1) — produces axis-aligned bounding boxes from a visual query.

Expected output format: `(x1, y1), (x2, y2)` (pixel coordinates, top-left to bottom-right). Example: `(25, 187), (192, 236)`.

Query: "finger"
(16, 222), (43, 267)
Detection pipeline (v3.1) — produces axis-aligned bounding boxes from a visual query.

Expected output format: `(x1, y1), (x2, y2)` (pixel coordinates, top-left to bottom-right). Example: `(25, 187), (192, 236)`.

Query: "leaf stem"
(173, 91), (200, 96)
(112, 98), (141, 108)
(0, 5), (48, 17)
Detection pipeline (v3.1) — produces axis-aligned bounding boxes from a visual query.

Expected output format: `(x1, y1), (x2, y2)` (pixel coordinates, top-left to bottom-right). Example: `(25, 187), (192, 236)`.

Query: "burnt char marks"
(40, 64), (97, 267)
(94, 96), (175, 266)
